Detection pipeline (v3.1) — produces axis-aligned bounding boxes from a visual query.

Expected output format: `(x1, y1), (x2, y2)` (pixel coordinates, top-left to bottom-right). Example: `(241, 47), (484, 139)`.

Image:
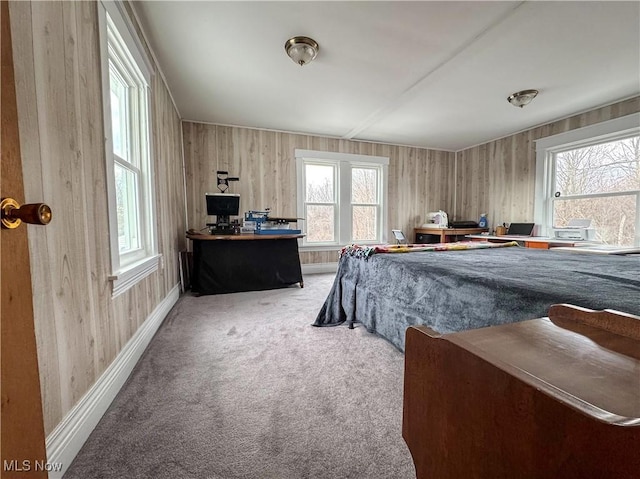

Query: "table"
(403, 304), (640, 478)
(414, 227), (488, 243)
(187, 233), (304, 295)
(466, 234), (598, 249)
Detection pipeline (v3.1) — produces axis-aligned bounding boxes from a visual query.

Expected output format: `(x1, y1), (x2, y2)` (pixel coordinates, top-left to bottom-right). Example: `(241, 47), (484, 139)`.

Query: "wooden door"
(1, 2), (48, 477)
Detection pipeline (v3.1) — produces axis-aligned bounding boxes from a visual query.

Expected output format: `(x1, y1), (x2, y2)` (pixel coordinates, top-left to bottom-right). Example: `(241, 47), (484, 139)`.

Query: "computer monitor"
(206, 193), (240, 224)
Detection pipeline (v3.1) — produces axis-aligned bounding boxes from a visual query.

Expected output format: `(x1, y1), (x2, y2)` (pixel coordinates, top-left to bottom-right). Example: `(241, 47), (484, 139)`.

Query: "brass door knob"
(1, 197), (52, 229)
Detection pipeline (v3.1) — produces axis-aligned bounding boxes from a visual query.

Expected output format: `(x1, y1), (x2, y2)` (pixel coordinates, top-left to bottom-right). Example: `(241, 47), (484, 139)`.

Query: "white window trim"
(295, 149), (389, 251)
(100, 1), (152, 83)
(534, 113), (640, 238)
(108, 254), (162, 297)
(98, 1), (159, 297)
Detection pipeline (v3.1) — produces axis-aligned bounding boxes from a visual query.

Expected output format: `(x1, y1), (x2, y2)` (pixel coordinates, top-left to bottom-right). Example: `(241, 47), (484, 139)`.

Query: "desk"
(414, 227), (488, 244)
(467, 234), (597, 249)
(187, 233), (304, 295)
(403, 304), (640, 478)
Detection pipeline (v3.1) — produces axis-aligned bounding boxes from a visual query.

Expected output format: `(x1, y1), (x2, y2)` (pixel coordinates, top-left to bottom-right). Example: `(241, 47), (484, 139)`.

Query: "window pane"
(352, 168), (378, 204)
(305, 164), (334, 203)
(352, 205), (377, 241)
(109, 64), (130, 162)
(306, 205), (334, 242)
(555, 137), (640, 196)
(554, 195), (636, 246)
(115, 163), (141, 252)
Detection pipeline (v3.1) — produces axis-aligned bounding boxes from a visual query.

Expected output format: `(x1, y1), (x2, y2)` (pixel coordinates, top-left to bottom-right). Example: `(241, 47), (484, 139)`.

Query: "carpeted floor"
(64, 273), (416, 479)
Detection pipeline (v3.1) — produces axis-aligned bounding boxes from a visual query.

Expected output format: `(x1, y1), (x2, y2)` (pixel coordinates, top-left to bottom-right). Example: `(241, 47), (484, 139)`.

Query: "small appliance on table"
(421, 210), (448, 229)
(552, 218), (596, 241)
(243, 210), (302, 235)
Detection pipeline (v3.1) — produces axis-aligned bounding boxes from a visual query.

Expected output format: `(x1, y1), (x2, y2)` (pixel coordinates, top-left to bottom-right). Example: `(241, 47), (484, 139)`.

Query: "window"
(296, 150), (389, 248)
(99, 1), (158, 296)
(534, 113), (640, 246)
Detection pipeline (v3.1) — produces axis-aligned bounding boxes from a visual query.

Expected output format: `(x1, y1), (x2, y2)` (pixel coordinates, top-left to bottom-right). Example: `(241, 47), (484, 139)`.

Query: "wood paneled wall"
(183, 94), (639, 262)
(455, 97), (640, 229)
(9, 0), (185, 434)
(10, 0), (632, 437)
(182, 123), (455, 263)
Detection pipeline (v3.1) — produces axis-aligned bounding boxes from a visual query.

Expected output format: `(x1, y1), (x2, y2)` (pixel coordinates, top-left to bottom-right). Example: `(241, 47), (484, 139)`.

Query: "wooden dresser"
(403, 304), (640, 479)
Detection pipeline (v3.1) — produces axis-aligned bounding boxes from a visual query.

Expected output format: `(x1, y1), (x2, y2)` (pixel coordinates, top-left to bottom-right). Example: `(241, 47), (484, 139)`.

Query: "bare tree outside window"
(301, 159), (385, 245)
(554, 136), (640, 246)
(295, 149), (389, 251)
(352, 168), (378, 241)
(305, 164), (335, 242)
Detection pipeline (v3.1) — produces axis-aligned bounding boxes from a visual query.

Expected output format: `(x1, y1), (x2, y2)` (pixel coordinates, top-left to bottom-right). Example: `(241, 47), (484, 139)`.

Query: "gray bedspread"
(313, 247), (640, 351)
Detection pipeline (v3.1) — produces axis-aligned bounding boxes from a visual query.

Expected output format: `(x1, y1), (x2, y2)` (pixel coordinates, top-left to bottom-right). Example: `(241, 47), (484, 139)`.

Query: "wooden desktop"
(467, 234), (597, 249)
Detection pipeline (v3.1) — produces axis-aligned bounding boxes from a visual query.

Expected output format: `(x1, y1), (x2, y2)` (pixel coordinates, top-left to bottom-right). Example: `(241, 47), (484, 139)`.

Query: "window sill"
(109, 254), (161, 297)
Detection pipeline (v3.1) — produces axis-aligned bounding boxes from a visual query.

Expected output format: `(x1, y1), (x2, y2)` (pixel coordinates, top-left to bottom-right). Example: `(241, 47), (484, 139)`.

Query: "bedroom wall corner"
(454, 96), (640, 228)
(181, 122), (455, 260)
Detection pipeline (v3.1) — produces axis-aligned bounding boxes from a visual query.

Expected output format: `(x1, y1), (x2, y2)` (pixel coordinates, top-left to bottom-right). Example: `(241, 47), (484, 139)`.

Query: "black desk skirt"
(191, 237), (303, 295)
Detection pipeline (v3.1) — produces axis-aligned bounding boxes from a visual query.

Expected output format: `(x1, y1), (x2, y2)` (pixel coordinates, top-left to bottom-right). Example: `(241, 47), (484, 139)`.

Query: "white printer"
(552, 218), (596, 241)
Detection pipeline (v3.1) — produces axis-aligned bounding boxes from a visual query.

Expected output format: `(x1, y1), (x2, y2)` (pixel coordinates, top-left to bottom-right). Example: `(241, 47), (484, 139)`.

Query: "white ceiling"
(134, 1), (640, 151)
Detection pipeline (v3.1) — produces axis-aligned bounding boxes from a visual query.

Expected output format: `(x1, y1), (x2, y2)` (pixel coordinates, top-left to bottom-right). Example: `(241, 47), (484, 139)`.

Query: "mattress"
(313, 246), (640, 351)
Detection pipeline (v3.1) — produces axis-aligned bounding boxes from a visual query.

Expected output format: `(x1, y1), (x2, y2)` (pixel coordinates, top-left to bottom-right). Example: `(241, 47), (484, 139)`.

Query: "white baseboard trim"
(302, 262), (338, 274)
(45, 284), (180, 479)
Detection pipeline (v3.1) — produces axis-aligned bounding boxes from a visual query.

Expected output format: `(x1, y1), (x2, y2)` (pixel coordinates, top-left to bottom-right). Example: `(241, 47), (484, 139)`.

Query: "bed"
(313, 244), (640, 351)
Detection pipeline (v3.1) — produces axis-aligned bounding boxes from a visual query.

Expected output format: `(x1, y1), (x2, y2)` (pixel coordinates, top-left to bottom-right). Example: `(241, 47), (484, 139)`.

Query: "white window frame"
(534, 113), (640, 244)
(98, 1), (159, 297)
(295, 149), (389, 250)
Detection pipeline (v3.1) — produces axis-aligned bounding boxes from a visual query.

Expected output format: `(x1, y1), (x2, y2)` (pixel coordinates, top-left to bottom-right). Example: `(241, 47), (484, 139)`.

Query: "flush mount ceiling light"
(284, 36), (319, 66)
(507, 89), (539, 108)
